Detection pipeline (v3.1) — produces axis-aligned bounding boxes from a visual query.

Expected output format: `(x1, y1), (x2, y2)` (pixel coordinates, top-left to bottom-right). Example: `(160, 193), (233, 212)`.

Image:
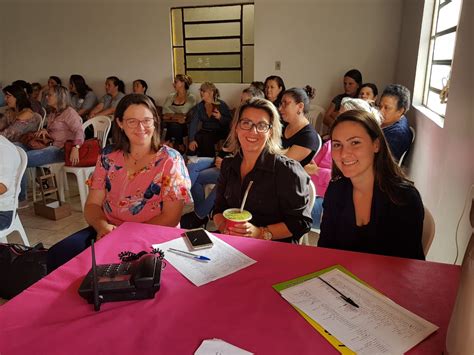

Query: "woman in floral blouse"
(47, 94), (192, 272)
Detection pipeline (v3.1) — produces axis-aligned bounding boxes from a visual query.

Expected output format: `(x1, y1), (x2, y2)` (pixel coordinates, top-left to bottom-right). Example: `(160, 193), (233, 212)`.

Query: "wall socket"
(275, 61), (281, 70)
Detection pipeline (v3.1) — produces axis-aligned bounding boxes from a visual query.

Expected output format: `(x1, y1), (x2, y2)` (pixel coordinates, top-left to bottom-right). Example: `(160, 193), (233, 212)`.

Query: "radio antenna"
(91, 239), (101, 311)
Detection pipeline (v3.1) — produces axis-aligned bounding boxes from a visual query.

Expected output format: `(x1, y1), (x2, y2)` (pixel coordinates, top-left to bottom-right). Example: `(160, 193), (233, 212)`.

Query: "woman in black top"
(213, 98), (312, 243)
(319, 110), (425, 260)
(279, 86), (321, 167)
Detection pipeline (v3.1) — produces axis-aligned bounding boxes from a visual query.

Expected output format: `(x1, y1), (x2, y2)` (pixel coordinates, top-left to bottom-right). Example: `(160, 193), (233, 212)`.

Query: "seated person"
(0, 85), (41, 142)
(379, 84), (413, 161)
(323, 69), (363, 127)
(39, 76), (62, 108)
(69, 74), (98, 118)
(279, 86), (321, 166)
(0, 136), (21, 231)
(17, 85), (84, 207)
(305, 140), (332, 229)
(12, 80), (43, 114)
(180, 86), (264, 229)
(213, 98), (312, 243)
(319, 110), (425, 260)
(89, 76), (125, 119)
(358, 82), (378, 105)
(264, 75), (286, 108)
(162, 74), (196, 153)
(31, 82), (42, 103)
(188, 82), (231, 157)
(132, 79), (156, 107)
(47, 94), (192, 272)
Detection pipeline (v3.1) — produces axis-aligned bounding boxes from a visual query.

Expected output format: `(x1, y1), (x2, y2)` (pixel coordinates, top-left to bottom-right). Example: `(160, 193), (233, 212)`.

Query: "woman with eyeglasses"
(212, 98), (312, 243)
(161, 74), (195, 153)
(188, 82), (232, 157)
(47, 94), (192, 272)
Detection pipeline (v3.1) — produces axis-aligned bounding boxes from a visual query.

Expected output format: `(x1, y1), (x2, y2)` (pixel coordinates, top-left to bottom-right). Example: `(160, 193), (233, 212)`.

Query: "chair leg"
(77, 170), (89, 212)
(50, 165), (65, 202)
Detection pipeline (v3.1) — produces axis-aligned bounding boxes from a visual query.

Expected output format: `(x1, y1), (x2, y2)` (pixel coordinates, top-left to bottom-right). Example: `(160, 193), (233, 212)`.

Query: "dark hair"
(133, 79), (148, 94)
(381, 84), (411, 113)
(242, 85), (265, 99)
(250, 81), (265, 92)
(344, 69), (363, 88)
(3, 85), (31, 111)
(69, 74), (92, 99)
(107, 76), (125, 94)
(49, 76), (62, 86)
(12, 80), (33, 95)
(282, 85), (316, 114)
(360, 83), (378, 97)
(112, 94), (161, 153)
(330, 110), (413, 204)
(264, 75), (286, 105)
(31, 82), (42, 91)
(174, 74), (193, 90)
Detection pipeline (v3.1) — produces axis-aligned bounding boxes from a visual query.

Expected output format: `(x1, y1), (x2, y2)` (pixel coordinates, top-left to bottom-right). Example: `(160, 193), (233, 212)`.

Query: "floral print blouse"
(88, 145), (192, 226)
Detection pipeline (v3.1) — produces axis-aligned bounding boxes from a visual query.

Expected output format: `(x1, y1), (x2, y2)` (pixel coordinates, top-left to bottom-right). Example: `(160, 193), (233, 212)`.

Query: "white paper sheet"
(280, 268), (438, 355)
(152, 232), (256, 287)
(194, 338), (253, 355)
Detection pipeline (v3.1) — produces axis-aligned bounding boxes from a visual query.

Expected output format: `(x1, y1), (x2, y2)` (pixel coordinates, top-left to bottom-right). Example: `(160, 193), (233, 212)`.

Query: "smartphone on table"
(183, 228), (214, 250)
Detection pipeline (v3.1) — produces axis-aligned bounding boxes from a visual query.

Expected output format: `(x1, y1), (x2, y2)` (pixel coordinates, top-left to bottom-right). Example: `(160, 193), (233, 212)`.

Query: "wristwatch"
(74, 144), (81, 149)
(261, 227), (273, 240)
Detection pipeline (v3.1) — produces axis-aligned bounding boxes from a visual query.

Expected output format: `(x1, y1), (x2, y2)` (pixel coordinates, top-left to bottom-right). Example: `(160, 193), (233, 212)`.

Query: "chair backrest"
(398, 126), (416, 167)
(37, 107), (47, 131)
(445, 233), (474, 354)
(14, 147), (28, 211)
(83, 116), (112, 148)
(422, 205), (435, 255)
(308, 180), (317, 211)
(307, 105), (326, 135)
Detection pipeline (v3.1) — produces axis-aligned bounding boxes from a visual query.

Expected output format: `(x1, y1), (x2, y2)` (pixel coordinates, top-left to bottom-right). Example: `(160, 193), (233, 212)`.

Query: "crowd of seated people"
(0, 68), (422, 264)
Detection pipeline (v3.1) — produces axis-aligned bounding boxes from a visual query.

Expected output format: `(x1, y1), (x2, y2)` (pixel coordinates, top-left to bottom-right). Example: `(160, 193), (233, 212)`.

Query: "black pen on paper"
(317, 276), (359, 308)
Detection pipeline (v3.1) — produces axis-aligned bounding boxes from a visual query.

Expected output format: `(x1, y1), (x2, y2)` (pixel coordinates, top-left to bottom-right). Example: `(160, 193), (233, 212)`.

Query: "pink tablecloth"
(0, 222), (460, 354)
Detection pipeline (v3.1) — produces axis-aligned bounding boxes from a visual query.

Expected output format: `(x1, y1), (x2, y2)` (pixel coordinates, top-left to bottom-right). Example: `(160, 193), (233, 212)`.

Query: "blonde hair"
(200, 82), (220, 102)
(227, 98), (283, 155)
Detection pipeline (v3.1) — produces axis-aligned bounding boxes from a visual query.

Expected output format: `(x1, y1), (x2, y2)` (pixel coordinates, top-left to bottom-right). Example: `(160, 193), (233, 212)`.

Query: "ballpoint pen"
(167, 248), (211, 262)
(317, 276), (359, 308)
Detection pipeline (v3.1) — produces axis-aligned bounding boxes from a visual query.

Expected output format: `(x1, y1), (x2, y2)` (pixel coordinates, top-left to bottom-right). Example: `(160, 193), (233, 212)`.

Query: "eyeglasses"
(238, 119), (272, 133)
(124, 118), (155, 128)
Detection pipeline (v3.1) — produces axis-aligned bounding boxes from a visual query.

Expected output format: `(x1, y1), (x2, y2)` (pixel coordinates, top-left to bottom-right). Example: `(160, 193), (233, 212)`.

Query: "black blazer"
(319, 177), (425, 260)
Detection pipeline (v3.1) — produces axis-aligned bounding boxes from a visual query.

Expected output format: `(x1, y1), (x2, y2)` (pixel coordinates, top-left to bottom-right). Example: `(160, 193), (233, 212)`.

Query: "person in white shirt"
(0, 135), (21, 230)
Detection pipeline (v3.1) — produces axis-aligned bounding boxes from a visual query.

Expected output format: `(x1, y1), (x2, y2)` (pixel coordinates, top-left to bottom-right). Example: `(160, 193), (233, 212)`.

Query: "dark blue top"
(382, 115), (412, 161)
(215, 149), (312, 243)
(319, 177), (425, 260)
(281, 124), (321, 166)
(331, 93), (350, 111)
(189, 99), (232, 141)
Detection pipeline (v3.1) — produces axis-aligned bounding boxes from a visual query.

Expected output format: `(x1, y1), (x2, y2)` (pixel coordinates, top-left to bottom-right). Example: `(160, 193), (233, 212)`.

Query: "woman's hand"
(189, 140), (198, 151)
(227, 221), (260, 238)
(96, 224), (116, 240)
(35, 129), (48, 139)
(304, 161), (319, 176)
(70, 147), (80, 166)
(212, 108), (222, 120)
(214, 156), (223, 170)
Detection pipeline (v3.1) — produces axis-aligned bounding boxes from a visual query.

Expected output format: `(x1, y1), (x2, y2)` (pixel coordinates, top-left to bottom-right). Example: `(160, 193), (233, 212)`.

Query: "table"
(0, 222), (460, 354)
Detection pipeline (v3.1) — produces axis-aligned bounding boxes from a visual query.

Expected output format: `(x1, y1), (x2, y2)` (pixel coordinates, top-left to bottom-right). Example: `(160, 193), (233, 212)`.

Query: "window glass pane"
(243, 46), (254, 83)
(426, 90), (447, 116)
(187, 54), (240, 69)
(436, 0), (462, 33)
(184, 6), (240, 22)
(186, 38), (240, 53)
(433, 32), (456, 60)
(173, 48), (185, 76)
(243, 5), (254, 44)
(171, 9), (183, 46)
(429, 64), (451, 91)
(188, 70), (241, 83)
(185, 23), (240, 38)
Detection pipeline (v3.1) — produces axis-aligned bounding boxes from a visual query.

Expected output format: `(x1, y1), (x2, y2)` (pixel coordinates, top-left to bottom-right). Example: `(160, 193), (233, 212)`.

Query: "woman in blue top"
(188, 82), (231, 157)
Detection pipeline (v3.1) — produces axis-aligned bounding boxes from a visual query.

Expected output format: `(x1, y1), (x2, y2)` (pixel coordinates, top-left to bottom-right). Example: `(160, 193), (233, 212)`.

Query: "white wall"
(1, 0), (402, 110)
(396, 0), (474, 263)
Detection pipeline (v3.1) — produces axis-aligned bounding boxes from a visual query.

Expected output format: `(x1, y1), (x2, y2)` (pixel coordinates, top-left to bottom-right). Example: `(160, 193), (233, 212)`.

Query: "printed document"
(280, 268), (438, 355)
(195, 338), (253, 355)
(153, 232), (256, 287)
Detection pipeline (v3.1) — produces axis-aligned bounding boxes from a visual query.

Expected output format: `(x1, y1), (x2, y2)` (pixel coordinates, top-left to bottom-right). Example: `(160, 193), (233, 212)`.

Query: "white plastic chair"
(37, 107), (47, 130)
(63, 116), (111, 211)
(299, 181), (317, 246)
(398, 126), (416, 167)
(422, 205), (435, 256)
(0, 147), (30, 246)
(307, 105), (326, 135)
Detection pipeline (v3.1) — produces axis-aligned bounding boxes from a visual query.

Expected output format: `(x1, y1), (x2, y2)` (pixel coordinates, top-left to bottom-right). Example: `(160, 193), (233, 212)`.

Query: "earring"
(297, 111), (301, 115)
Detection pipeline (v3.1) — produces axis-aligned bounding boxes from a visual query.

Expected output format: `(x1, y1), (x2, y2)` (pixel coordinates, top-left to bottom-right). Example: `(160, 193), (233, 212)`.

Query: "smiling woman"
(47, 94), (192, 272)
(319, 109), (425, 260)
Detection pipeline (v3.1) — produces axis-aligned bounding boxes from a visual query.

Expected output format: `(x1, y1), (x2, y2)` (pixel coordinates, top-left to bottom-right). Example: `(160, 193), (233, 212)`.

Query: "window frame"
(170, 3), (254, 84)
